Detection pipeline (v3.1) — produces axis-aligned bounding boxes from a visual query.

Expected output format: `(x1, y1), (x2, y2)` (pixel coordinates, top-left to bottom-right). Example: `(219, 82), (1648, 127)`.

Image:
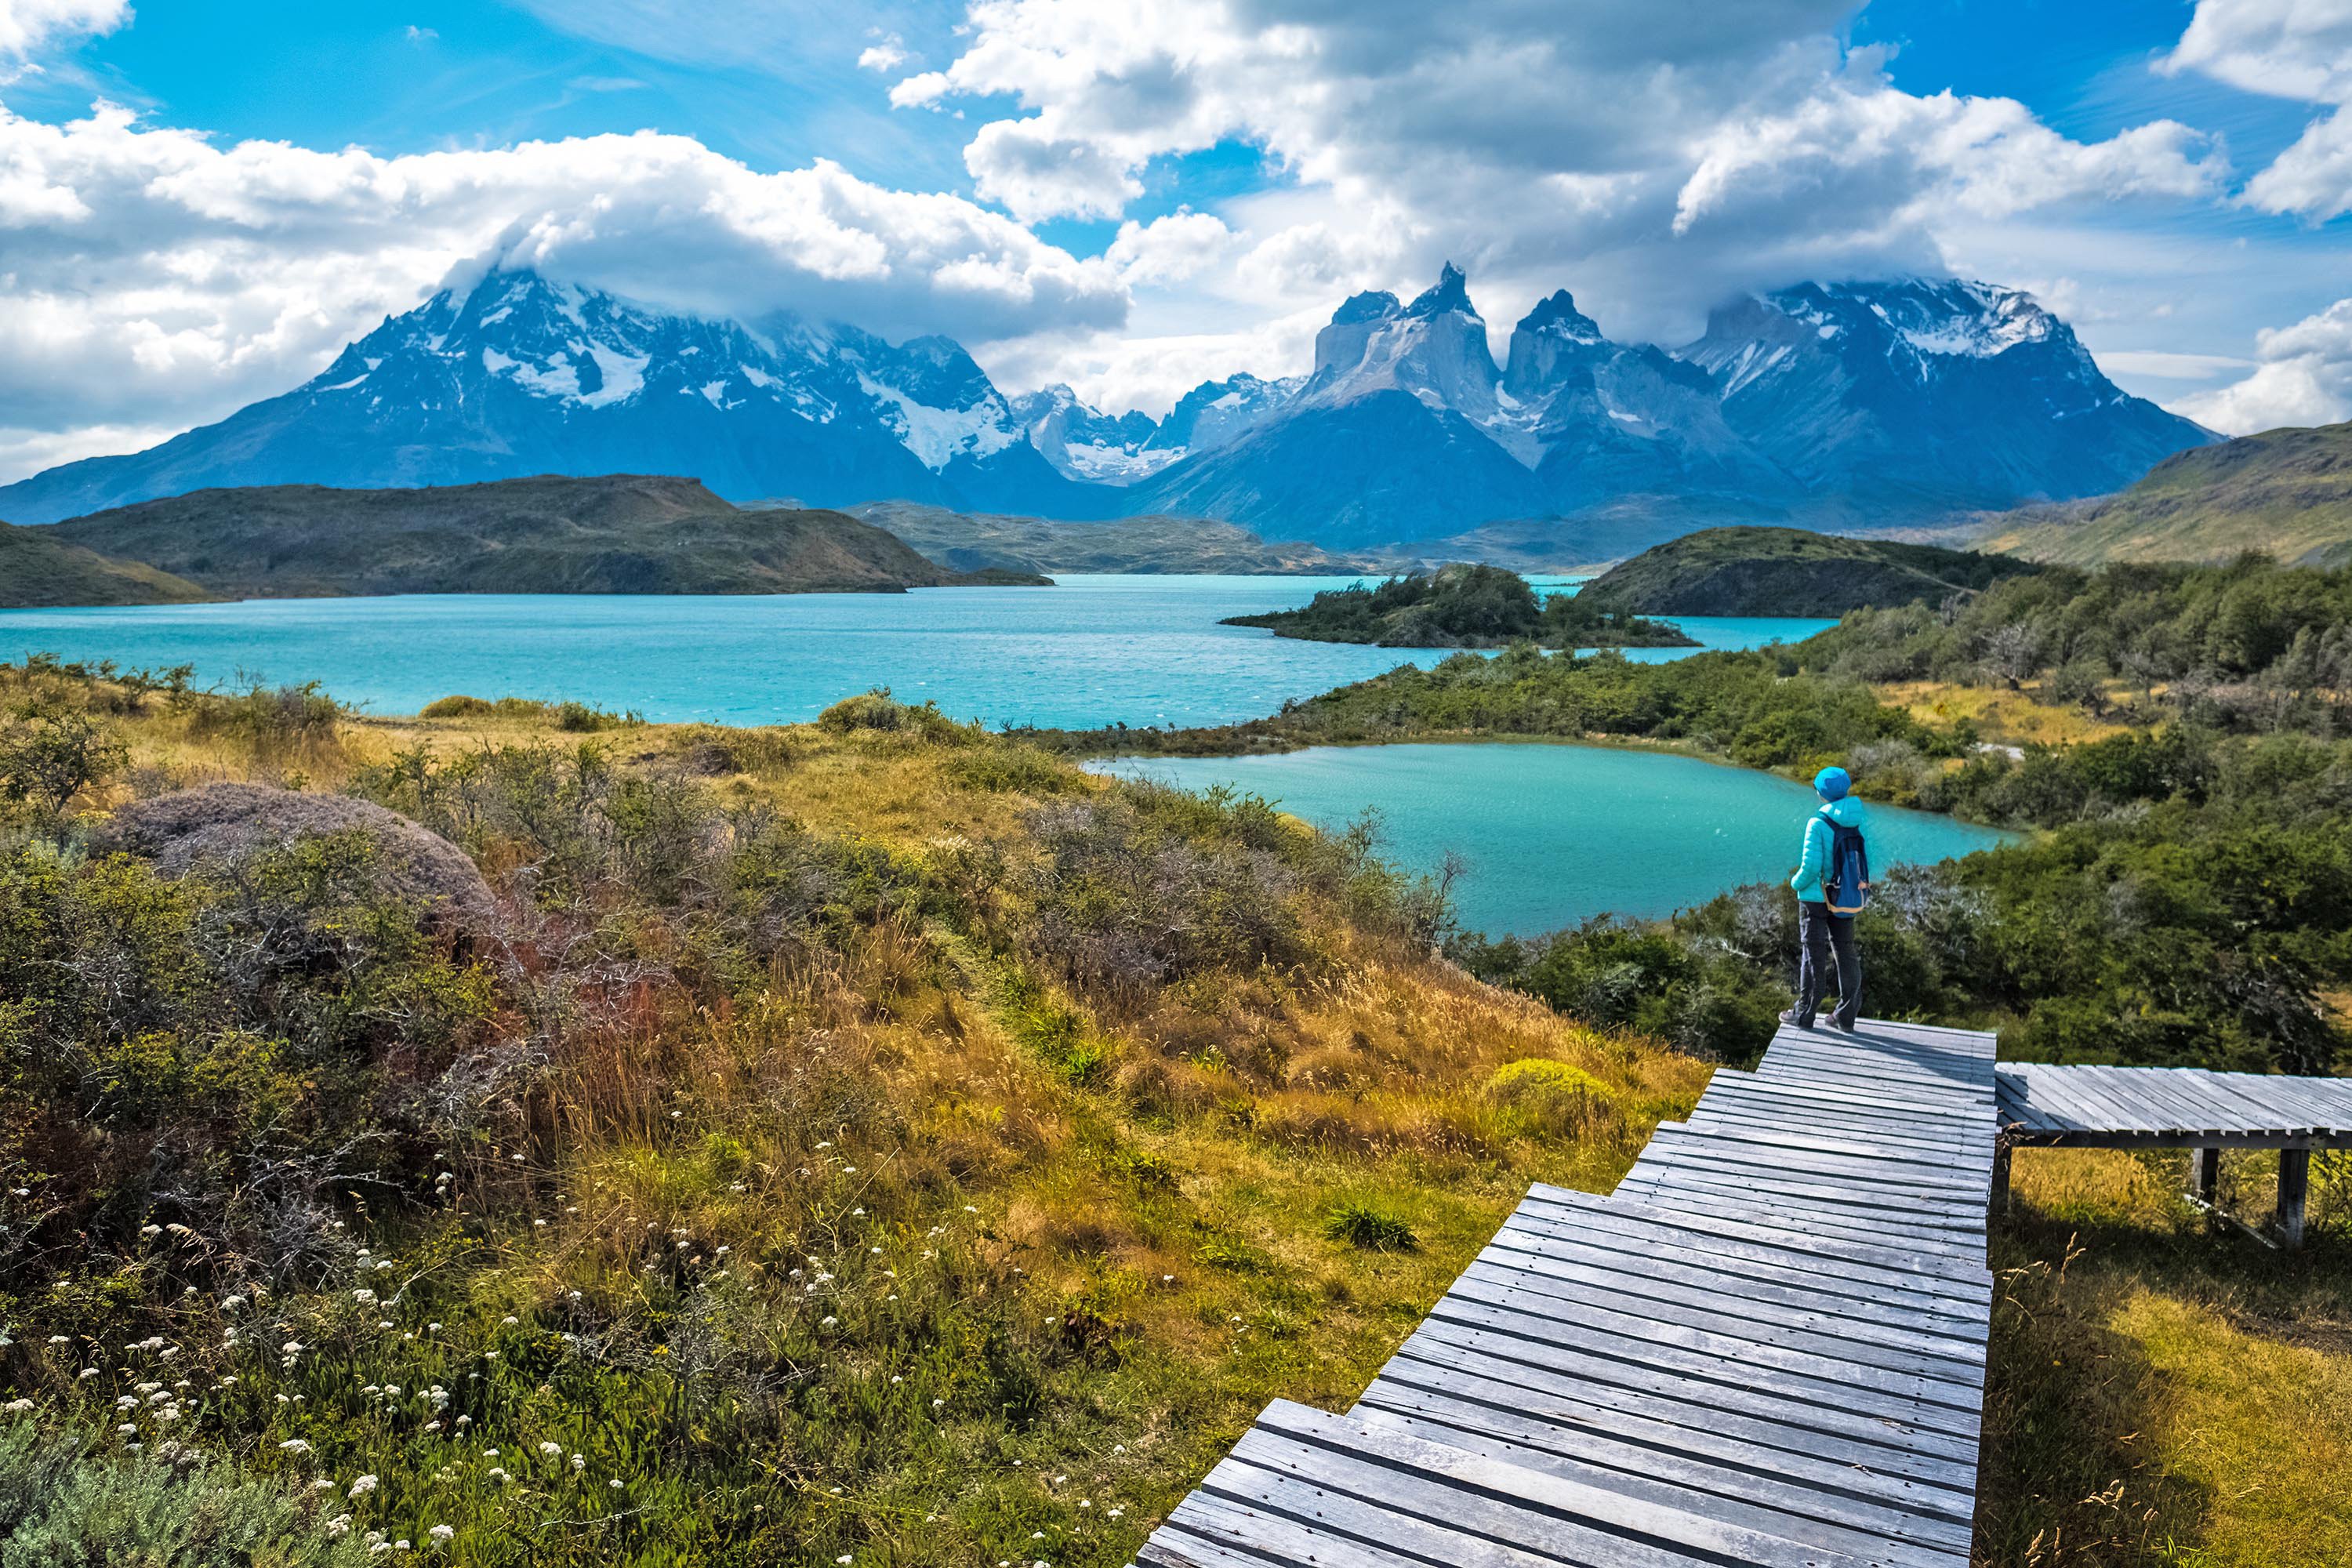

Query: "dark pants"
(1795, 901), (1860, 1029)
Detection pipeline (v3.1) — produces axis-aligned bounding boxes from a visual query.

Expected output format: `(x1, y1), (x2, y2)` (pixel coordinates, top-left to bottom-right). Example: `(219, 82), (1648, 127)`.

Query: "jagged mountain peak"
(1330, 289), (1402, 326)
(1515, 289), (1605, 344)
(1405, 262), (1476, 320)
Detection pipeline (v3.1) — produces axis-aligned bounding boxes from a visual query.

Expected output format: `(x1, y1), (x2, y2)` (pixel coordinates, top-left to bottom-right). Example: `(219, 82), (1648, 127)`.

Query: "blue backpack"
(1820, 813), (1870, 915)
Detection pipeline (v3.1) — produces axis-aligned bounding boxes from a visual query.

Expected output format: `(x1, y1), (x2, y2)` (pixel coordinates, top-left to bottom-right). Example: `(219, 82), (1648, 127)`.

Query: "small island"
(1221, 562), (1698, 648)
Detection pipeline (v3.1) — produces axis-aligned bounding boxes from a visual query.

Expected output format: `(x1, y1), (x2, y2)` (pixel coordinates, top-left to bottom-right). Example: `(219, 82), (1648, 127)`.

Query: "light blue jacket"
(1791, 796), (1866, 903)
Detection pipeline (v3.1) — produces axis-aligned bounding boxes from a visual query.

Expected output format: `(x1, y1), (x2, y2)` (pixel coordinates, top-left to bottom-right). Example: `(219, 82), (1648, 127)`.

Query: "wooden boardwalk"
(1996, 1062), (2352, 1247)
(1137, 1019), (2001, 1568)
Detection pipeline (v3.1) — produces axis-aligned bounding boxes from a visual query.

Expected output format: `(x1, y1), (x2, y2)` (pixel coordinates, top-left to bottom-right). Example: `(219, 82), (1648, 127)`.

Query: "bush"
(418, 695), (495, 718)
(1322, 1200), (1417, 1252)
(0, 697), (125, 815)
(188, 683), (344, 761)
(0, 1419), (368, 1566)
(551, 699), (634, 733)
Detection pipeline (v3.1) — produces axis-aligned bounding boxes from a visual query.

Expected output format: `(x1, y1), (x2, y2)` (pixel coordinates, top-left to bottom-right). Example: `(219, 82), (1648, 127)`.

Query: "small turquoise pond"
(1094, 743), (2016, 936)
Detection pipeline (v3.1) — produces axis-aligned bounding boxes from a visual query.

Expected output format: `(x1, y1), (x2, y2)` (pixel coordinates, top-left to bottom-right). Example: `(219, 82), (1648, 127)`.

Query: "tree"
(0, 699), (127, 814)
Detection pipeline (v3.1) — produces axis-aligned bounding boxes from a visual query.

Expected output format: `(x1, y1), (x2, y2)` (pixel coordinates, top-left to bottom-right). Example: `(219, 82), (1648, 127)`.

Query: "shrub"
(0, 697), (125, 815)
(551, 699), (633, 733)
(0, 1419), (368, 1566)
(418, 694), (495, 718)
(1322, 1200), (1417, 1252)
(188, 683), (344, 761)
(816, 688), (977, 745)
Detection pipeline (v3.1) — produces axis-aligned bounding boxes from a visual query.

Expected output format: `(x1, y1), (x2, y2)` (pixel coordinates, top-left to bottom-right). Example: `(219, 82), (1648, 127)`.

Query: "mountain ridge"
(0, 263), (2220, 554)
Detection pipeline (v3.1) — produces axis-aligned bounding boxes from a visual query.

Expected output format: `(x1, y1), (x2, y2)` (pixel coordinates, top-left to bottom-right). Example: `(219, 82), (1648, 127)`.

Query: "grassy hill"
(0, 519), (214, 608)
(44, 474), (1047, 597)
(844, 501), (1388, 575)
(1223, 562), (1697, 648)
(1980, 420), (2352, 565)
(1577, 524), (2042, 615)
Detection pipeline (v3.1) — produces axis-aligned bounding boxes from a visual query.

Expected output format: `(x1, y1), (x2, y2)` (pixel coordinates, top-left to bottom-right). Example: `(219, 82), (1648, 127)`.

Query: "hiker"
(1782, 764), (1869, 1033)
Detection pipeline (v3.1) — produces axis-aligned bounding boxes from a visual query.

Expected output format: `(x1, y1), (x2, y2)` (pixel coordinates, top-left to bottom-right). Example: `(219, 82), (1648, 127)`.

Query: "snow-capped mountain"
(1007, 385), (1175, 484)
(1121, 267), (2215, 547)
(0, 261), (2216, 552)
(1145, 373), (1303, 458)
(1679, 279), (2209, 514)
(0, 267), (1105, 524)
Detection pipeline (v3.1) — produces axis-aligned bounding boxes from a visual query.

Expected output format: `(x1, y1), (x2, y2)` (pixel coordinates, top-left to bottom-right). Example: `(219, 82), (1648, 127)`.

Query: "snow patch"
(856, 373), (1017, 468)
(578, 343), (648, 408)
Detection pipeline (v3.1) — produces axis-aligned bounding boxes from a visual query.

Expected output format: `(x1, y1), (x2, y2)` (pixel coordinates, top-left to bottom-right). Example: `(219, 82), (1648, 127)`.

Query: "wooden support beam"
(2278, 1148), (2311, 1250)
(2186, 1146), (2219, 1210)
(1989, 1144), (2012, 1218)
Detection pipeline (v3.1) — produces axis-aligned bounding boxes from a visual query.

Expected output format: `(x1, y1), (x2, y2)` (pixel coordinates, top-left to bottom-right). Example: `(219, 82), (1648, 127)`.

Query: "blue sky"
(1, 0), (2348, 480)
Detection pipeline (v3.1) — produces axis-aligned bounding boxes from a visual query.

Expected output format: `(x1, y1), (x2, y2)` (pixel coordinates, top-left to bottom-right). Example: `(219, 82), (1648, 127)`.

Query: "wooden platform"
(1136, 1018), (2001, 1568)
(1994, 1062), (2352, 1247)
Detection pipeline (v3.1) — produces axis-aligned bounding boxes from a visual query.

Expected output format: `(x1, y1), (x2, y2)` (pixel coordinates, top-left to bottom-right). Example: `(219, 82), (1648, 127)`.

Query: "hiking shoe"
(1827, 1017), (1859, 1034)
(1777, 1009), (1815, 1029)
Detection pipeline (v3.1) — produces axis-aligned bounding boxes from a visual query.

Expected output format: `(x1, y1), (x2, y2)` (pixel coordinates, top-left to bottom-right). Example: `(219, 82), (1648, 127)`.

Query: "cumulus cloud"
(891, 0), (2240, 349)
(2180, 297), (2352, 434)
(2165, 0), (2352, 220)
(0, 99), (1124, 470)
(2162, 0), (2352, 103)
(1103, 209), (1236, 285)
(857, 31), (909, 73)
(0, 0), (125, 60)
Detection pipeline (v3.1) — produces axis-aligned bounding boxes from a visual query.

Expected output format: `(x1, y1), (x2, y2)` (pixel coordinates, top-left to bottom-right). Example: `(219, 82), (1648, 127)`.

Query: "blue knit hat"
(1813, 766), (1851, 801)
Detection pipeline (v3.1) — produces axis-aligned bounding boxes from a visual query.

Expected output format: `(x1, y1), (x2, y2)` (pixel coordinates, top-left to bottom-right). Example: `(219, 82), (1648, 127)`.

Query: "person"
(1781, 765), (1867, 1033)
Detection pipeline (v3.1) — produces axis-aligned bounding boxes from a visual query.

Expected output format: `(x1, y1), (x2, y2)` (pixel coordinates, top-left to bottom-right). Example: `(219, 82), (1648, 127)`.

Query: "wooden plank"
(1431, 1279), (1987, 1419)
(1523, 1187), (1994, 1294)
(1465, 1247), (1989, 1372)
(1397, 1321), (1984, 1470)
(1245, 1402), (1914, 1568)
(1358, 1368), (1981, 1529)
(1498, 1209), (1990, 1327)
(1345, 1403), (1970, 1568)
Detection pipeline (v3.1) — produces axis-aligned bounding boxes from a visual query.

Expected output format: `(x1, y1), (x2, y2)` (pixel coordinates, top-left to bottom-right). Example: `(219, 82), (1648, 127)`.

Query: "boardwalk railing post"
(1990, 1144), (2012, 1218)
(2277, 1148), (2310, 1250)
(2185, 1146), (2218, 1214)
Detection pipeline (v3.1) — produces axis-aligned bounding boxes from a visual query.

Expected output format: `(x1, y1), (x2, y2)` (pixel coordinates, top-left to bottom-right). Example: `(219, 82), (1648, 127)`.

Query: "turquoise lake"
(0, 575), (1832, 730)
(1094, 744), (2016, 936)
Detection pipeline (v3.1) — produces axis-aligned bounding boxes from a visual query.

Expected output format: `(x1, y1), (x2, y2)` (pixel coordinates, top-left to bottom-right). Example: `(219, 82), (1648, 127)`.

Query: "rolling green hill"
(44, 475), (1046, 597)
(1578, 525), (2041, 615)
(0, 520), (215, 608)
(1978, 420), (2352, 565)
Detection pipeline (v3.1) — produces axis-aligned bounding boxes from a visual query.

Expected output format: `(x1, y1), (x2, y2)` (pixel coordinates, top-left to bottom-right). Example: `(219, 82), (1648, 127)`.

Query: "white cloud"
(0, 98), (1125, 477)
(1675, 77), (2222, 238)
(2245, 108), (2352, 219)
(2161, 0), (2352, 103)
(1103, 209), (1235, 285)
(0, 0), (125, 59)
(891, 0), (2238, 349)
(2166, 0), (2352, 218)
(858, 31), (909, 73)
(2179, 297), (2352, 433)
(404, 24), (437, 45)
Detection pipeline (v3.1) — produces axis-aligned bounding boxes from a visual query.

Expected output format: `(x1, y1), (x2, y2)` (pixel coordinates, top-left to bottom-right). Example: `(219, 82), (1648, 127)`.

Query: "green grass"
(1982, 1148), (2352, 1566)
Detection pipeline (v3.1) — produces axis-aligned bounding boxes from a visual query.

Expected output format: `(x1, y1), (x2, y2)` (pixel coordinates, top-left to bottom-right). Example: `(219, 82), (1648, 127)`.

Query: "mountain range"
(0, 263), (2216, 554)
